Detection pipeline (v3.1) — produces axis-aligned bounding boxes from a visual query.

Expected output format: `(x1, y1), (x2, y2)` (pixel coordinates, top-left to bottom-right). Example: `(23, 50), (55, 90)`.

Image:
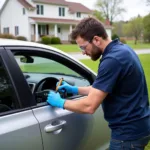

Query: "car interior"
(13, 50), (93, 104)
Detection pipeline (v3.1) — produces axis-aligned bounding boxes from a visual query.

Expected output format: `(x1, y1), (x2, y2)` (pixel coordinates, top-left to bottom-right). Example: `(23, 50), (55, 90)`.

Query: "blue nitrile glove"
(47, 91), (65, 108)
(57, 81), (78, 95)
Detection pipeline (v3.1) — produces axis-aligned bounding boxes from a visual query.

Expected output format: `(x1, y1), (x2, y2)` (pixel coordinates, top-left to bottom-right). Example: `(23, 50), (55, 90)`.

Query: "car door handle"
(44, 120), (67, 133)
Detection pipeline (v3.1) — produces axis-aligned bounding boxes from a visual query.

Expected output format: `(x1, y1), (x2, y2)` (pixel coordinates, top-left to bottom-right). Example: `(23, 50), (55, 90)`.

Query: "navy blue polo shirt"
(92, 39), (150, 141)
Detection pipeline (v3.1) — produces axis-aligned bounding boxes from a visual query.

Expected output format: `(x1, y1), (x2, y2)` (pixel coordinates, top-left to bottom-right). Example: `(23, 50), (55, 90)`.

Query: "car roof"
(0, 38), (61, 51)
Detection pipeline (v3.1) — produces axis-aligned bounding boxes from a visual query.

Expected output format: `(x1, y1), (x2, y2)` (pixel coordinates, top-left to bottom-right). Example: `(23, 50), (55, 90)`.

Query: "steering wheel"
(34, 77), (66, 103)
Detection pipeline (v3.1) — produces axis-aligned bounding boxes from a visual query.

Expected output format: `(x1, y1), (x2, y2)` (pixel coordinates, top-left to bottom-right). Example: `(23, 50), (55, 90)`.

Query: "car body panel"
(32, 105), (94, 150)
(0, 110), (43, 150)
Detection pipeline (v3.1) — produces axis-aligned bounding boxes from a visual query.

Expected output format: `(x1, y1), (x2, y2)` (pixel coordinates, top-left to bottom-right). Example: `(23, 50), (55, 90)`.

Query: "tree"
(93, 10), (105, 22)
(143, 14), (150, 42)
(124, 16), (143, 44)
(95, 0), (126, 25)
(112, 21), (127, 37)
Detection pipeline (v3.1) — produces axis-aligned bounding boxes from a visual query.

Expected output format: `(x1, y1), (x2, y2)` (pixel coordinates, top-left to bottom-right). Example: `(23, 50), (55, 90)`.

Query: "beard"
(90, 43), (102, 61)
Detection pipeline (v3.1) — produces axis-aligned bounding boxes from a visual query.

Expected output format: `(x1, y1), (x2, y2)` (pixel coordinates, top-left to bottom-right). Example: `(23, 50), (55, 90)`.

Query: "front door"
(57, 27), (62, 39)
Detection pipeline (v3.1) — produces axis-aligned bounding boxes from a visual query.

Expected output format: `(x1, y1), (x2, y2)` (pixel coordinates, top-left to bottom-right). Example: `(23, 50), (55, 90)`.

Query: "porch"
(29, 17), (79, 42)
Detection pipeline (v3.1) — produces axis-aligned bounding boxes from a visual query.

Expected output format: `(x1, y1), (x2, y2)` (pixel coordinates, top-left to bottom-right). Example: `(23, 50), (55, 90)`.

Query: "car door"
(6, 46), (110, 150)
(0, 47), (43, 150)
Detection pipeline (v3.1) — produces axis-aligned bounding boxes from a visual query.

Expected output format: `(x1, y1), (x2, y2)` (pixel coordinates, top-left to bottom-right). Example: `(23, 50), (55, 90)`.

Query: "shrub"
(16, 36), (27, 41)
(41, 36), (51, 45)
(70, 40), (76, 44)
(0, 34), (16, 39)
(51, 37), (61, 44)
(112, 34), (120, 40)
(120, 38), (127, 44)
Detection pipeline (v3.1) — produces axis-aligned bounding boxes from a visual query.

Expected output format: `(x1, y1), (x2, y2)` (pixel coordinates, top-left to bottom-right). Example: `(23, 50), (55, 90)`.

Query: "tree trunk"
(134, 39), (137, 45)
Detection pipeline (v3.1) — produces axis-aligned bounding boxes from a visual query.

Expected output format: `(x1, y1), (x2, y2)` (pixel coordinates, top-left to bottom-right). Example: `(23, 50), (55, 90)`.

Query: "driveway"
(68, 49), (150, 60)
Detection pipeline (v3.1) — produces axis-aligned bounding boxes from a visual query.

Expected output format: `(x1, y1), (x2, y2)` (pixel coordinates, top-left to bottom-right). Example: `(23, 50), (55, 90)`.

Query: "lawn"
(50, 44), (79, 53)
(127, 40), (150, 50)
(50, 40), (150, 53)
(81, 54), (150, 150)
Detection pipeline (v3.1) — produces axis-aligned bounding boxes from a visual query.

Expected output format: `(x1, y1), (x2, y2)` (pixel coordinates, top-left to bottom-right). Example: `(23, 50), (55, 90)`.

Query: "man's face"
(76, 36), (102, 61)
(90, 42), (102, 61)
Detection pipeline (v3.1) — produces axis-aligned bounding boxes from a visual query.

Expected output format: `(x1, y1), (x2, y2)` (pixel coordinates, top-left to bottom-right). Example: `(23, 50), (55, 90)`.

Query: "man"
(47, 17), (150, 150)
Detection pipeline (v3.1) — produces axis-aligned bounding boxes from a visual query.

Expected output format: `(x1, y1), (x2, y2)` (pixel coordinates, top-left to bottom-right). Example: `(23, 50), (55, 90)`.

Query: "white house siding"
(28, 4), (70, 19)
(47, 24), (69, 41)
(28, 3), (89, 21)
(106, 29), (112, 39)
(77, 13), (89, 20)
(1, 1), (30, 40)
(60, 25), (70, 41)
(49, 25), (55, 36)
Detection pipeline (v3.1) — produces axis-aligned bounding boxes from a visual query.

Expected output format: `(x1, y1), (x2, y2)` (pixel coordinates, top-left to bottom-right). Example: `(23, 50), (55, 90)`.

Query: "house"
(0, 0), (112, 42)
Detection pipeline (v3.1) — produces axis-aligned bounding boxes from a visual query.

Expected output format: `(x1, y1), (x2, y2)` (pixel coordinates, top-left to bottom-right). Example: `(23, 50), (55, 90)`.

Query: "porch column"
(35, 23), (38, 41)
(54, 24), (58, 37)
(69, 25), (72, 33)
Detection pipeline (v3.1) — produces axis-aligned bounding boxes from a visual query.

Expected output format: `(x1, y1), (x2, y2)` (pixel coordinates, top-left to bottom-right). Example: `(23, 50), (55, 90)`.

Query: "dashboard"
(24, 73), (90, 103)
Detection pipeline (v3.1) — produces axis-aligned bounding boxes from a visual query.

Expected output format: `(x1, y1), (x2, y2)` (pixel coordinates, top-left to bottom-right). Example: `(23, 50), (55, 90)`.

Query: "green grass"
(49, 44), (80, 53)
(49, 41), (150, 53)
(146, 142), (150, 150)
(127, 40), (150, 50)
(20, 62), (79, 76)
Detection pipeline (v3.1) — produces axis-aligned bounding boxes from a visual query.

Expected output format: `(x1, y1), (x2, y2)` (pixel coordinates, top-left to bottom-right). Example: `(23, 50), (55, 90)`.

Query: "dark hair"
(70, 17), (108, 41)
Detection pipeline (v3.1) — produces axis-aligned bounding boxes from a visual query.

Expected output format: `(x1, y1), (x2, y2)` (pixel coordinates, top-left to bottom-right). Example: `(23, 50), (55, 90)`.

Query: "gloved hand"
(47, 91), (65, 109)
(57, 81), (78, 95)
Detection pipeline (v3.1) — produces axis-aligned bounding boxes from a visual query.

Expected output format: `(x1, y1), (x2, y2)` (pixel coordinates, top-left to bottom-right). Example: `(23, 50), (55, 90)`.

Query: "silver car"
(0, 39), (110, 150)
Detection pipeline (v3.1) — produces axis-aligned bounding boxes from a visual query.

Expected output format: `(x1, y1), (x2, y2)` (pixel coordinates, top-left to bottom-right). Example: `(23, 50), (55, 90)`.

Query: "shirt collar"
(102, 38), (120, 57)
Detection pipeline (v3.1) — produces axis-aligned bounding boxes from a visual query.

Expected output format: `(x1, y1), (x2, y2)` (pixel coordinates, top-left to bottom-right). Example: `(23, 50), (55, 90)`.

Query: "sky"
(0, 0), (149, 21)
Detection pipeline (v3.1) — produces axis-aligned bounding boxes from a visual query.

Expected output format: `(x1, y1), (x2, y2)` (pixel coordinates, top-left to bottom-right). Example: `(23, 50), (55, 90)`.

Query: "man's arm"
(64, 87), (108, 114)
(78, 86), (92, 95)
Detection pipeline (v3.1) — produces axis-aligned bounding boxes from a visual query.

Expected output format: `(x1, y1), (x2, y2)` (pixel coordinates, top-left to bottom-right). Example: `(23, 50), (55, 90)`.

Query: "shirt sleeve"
(92, 58), (122, 93)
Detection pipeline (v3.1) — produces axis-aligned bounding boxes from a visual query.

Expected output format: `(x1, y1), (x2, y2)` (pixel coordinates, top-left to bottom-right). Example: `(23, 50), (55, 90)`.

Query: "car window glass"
(16, 56), (81, 77)
(0, 57), (17, 113)
(14, 54), (90, 104)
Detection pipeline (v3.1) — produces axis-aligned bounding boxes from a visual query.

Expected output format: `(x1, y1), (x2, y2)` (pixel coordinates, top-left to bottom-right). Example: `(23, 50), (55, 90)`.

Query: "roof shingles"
(66, 2), (92, 13)
(32, 0), (68, 6)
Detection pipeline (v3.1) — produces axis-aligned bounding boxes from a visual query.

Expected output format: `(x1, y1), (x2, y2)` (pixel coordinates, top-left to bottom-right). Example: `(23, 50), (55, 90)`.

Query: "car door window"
(0, 57), (17, 113)
(14, 52), (91, 105)
(16, 56), (81, 77)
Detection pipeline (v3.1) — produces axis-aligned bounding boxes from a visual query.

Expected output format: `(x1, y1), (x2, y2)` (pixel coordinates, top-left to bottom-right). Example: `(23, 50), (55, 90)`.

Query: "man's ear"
(93, 36), (101, 46)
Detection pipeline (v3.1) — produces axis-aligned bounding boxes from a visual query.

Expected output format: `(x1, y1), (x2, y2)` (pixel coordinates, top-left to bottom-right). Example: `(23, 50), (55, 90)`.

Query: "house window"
(15, 26), (19, 36)
(58, 27), (61, 33)
(3, 27), (9, 34)
(59, 7), (65, 16)
(23, 8), (26, 15)
(37, 5), (44, 15)
(77, 12), (81, 18)
(38, 25), (48, 36)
